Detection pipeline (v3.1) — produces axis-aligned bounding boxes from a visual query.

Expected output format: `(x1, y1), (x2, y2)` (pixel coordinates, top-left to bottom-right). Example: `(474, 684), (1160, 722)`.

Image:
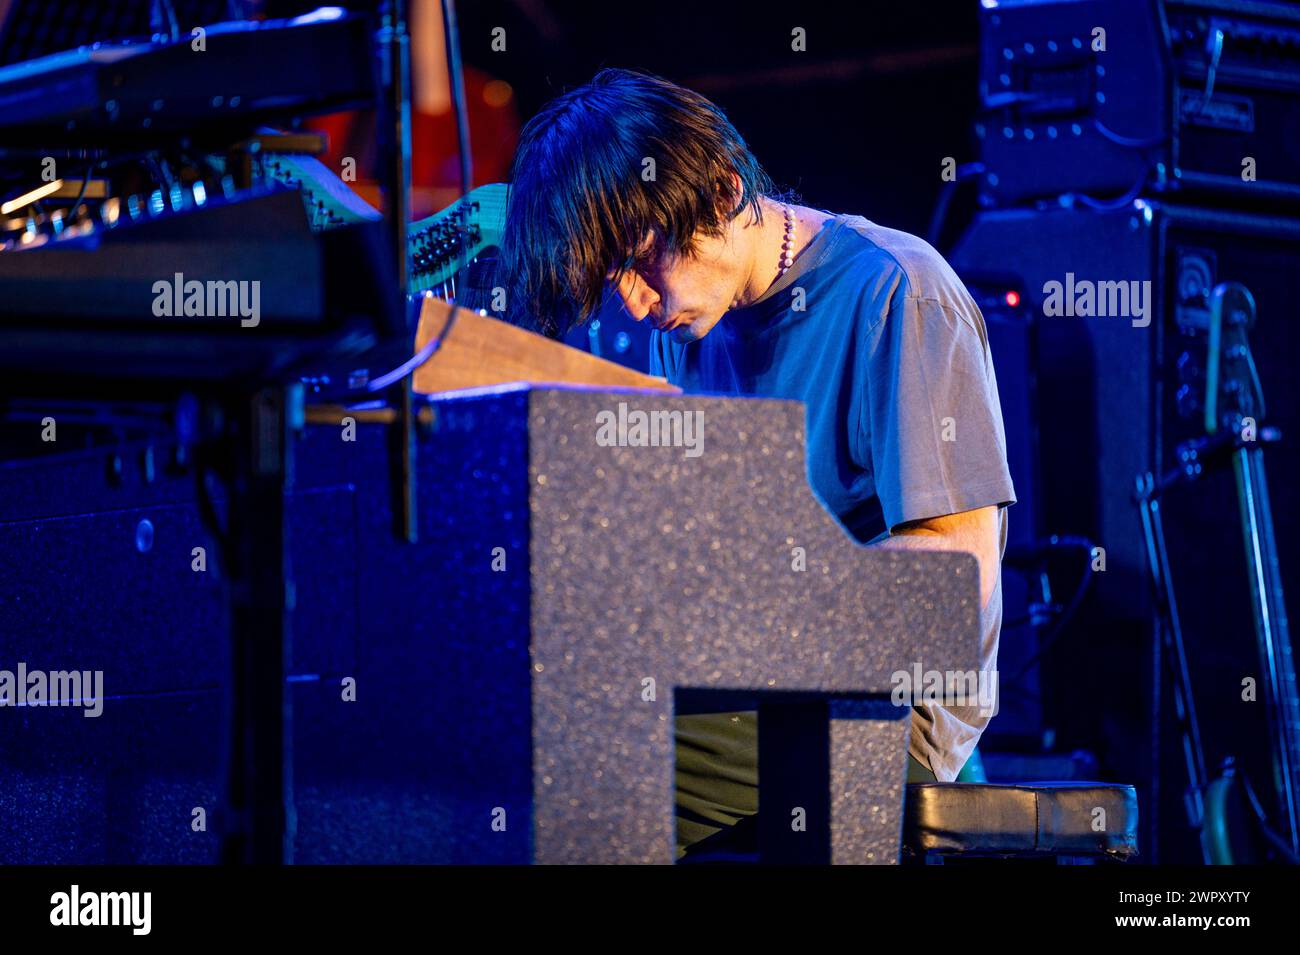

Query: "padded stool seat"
(903, 782), (1139, 861)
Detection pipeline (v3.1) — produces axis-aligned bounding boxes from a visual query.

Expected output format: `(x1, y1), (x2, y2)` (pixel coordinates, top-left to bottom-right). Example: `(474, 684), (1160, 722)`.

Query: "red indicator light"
(1004, 290), (1020, 308)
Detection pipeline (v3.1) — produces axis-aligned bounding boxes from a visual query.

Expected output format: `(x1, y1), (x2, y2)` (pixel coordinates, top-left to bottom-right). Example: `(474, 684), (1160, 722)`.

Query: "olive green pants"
(675, 711), (945, 860)
(907, 752), (939, 783)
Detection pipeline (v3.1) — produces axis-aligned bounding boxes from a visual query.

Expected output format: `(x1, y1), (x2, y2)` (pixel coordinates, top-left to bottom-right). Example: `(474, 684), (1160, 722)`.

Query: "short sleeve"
(861, 291), (1016, 531)
(648, 329), (666, 377)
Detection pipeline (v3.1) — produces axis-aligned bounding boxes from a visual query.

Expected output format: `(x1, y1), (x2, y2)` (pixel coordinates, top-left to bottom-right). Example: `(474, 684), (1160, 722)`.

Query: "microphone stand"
(376, 0), (418, 543)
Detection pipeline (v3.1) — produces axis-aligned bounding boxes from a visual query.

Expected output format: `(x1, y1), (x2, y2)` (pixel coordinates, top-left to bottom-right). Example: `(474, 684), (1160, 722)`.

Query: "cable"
(69, 165), (94, 220)
(926, 161), (984, 249)
(368, 295), (460, 391)
(443, 0), (473, 296)
(1092, 118), (1166, 150)
(1008, 536), (1098, 683)
(425, 0), (473, 355)
(1244, 772), (1300, 864)
(1055, 169), (1149, 212)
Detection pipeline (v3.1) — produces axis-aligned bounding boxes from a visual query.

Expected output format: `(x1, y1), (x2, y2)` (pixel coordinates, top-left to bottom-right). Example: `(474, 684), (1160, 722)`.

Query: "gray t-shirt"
(650, 213), (1016, 851)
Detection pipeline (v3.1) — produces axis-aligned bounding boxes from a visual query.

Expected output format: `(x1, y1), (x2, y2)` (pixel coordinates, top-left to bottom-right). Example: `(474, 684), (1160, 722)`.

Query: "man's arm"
(873, 505), (1001, 610)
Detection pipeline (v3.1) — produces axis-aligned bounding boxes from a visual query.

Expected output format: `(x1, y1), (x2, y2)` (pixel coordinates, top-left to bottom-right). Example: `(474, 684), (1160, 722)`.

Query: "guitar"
(1199, 282), (1300, 864)
(259, 152), (508, 296)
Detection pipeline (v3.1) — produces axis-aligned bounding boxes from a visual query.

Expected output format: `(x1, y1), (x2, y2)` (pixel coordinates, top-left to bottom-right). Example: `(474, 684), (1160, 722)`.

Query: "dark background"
(455, 0), (984, 246)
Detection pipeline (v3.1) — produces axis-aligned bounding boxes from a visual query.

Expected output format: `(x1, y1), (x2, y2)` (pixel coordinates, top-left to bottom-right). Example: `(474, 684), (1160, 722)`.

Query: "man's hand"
(874, 505), (1001, 609)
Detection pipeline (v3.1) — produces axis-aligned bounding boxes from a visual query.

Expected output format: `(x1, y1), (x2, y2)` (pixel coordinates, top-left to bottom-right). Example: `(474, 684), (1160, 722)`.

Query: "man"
(501, 68), (1015, 859)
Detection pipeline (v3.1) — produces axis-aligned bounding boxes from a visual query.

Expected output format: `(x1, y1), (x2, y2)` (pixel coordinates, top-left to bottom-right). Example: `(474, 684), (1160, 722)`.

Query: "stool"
(903, 782), (1139, 864)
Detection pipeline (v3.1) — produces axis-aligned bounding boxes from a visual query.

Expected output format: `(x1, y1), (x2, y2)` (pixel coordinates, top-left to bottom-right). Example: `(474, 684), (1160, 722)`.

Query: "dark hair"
(500, 68), (774, 338)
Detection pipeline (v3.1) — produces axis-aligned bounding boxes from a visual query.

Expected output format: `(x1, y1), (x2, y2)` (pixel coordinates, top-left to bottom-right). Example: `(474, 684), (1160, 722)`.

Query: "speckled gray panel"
(830, 715), (910, 864)
(523, 388), (980, 863)
(0, 384), (978, 863)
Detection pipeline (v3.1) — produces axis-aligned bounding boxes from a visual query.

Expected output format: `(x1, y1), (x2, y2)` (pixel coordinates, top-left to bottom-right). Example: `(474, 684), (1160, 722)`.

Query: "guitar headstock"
(1205, 282), (1266, 437)
(259, 150), (509, 297)
(261, 152), (383, 229)
(407, 183), (509, 295)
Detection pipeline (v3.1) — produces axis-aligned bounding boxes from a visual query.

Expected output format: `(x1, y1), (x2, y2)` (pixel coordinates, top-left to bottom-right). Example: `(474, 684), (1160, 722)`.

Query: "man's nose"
(616, 271), (659, 321)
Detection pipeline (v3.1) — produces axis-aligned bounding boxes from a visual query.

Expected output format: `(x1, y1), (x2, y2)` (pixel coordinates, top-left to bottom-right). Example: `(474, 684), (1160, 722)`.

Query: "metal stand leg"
(218, 386), (296, 864)
(1136, 474), (1210, 863)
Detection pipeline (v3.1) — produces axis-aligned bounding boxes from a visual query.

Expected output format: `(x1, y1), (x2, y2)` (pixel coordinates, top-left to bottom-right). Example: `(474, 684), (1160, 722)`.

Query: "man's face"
(608, 227), (750, 344)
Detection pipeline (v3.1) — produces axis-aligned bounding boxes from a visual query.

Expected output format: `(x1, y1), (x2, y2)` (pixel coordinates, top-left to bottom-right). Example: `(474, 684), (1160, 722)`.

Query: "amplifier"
(978, 0), (1300, 207)
(951, 199), (1300, 861)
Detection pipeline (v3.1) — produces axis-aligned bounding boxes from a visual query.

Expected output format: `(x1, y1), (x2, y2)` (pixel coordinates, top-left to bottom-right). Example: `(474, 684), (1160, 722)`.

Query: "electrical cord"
(69, 165), (94, 220)
(1055, 169), (1149, 212)
(1007, 536), (1097, 683)
(926, 161), (985, 249)
(1092, 118), (1166, 150)
(1244, 772), (1300, 864)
